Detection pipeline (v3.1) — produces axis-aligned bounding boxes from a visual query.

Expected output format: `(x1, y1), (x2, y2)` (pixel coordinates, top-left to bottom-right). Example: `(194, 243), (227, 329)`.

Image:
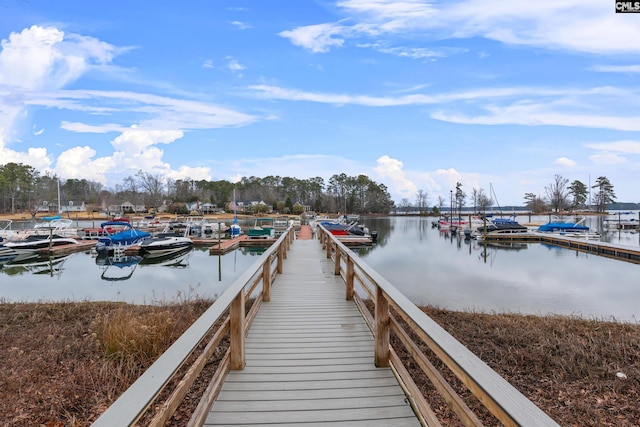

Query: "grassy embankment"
(0, 299), (638, 426)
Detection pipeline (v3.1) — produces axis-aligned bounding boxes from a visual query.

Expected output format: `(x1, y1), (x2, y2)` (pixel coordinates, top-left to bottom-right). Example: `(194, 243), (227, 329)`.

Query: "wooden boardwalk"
(205, 237), (420, 426)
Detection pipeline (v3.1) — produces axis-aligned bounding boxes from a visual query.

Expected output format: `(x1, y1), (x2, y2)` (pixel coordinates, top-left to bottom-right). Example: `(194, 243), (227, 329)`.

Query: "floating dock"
(38, 240), (97, 256)
(208, 235), (249, 255)
(479, 232), (640, 264)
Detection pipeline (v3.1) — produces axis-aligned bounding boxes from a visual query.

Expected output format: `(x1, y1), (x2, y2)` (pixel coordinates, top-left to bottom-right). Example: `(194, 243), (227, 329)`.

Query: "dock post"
(345, 257), (354, 300)
(334, 246), (341, 275)
(374, 285), (390, 367)
(229, 292), (246, 370)
(277, 244), (283, 274)
(262, 258), (271, 302)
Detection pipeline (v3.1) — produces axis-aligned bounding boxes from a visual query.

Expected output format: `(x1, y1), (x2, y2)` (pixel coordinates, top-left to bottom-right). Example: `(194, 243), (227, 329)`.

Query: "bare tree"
(136, 170), (166, 209)
(415, 189), (429, 215)
(545, 174), (569, 213)
(437, 195), (445, 215)
(477, 188), (493, 214)
(524, 192), (547, 213)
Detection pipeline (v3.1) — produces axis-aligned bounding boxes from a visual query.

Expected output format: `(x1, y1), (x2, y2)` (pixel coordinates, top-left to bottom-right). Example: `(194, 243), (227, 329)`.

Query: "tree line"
(0, 163), (395, 215)
(525, 174), (616, 213)
(401, 174), (617, 215)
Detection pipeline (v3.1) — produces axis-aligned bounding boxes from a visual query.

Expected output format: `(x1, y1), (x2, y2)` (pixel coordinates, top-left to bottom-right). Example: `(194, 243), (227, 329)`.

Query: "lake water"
(1, 214), (638, 323)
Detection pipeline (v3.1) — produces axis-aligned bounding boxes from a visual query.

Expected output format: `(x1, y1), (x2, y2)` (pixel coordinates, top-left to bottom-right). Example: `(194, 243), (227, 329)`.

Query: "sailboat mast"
(57, 177), (61, 214)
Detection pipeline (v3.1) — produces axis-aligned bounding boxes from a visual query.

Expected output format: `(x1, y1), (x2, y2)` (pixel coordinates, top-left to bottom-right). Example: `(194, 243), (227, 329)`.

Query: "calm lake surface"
(1, 214), (638, 323)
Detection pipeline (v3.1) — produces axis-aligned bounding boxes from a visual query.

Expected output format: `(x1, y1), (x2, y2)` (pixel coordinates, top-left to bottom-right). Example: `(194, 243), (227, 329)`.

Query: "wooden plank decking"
(205, 238), (420, 426)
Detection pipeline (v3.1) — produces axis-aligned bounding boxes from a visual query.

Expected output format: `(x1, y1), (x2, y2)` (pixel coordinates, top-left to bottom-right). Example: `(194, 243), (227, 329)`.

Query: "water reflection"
(1, 216), (639, 321)
(0, 244), (264, 304)
(1, 254), (71, 277)
(358, 216), (640, 322)
(139, 247), (193, 268)
(95, 253), (142, 281)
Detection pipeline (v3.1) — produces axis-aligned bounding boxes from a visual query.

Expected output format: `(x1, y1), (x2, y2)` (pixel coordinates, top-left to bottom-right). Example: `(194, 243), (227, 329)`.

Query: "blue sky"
(1, 0), (639, 206)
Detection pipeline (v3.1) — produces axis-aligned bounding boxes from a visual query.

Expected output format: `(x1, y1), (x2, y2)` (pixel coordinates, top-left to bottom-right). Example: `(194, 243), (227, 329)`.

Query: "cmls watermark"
(616, 1), (640, 12)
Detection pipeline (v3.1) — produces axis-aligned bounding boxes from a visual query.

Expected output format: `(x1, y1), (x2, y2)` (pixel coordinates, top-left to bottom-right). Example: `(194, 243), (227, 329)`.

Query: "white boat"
(201, 221), (228, 238)
(138, 226), (193, 256)
(0, 220), (21, 242)
(32, 217), (79, 237)
(3, 215), (79, 254)
(3, 232), (79, 254)
(535, 218), (600, 240)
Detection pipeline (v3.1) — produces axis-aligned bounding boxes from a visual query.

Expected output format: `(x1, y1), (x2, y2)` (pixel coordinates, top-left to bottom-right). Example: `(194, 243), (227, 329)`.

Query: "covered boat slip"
(206, 238), (419, 426)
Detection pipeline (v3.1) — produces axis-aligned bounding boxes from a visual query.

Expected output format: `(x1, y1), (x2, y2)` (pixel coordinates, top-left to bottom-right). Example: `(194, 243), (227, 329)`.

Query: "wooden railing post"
(326, 239), (332, 259)
(345, 256), (354, 301)
(374, 285), (390, 367)
(229, 291), (246, 370)
(334, 246), (341, 275)
(277, 243), (283, 274)
(263, 258), (271, 302)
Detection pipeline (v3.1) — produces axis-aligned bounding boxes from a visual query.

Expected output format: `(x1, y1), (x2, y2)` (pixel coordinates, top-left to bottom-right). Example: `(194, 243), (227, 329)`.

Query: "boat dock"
(479, 232), (640, 263)
(92, 225), (560, 427)
(37, 240), (97, 256)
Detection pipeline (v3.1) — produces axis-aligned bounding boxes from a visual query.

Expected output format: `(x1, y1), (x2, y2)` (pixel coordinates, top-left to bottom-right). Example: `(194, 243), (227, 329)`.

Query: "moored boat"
(138, 226), (193, 256)
(248, 217), (276, 239)
(95, 221), (151, 254)
(536, 218), (600, 239)
(3, 233), (79, 254)
(473, 217), (529, 240)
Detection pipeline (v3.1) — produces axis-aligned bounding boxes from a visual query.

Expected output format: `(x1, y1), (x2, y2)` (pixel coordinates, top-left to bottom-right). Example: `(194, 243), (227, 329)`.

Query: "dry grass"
(0, 301), (638, 426)
(0, 299), (214, 426)
(417, 308), (640, 426)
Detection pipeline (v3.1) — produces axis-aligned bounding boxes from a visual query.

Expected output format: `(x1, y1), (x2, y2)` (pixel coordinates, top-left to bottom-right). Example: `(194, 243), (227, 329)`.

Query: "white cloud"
(589, 152), (628, 165)
(373, 155), (417, 199)
(61, 121), (126, 133)
(554, 157), (577, 168)
(230, 21), (251, 30)
(432, 103), (640, 132)
(202, 59), (214, 69)
(279, 23), (346, 53)
(0, 132), (52, 170)
(0, 25), (121, 91)
(110, 127), (183, 156)
(250, 84), (640, 131)
(280, 0), (640, 55)
(586, 140), (640, 154)
(590, 64), (640, 73)
(227, 57), (245, 72)
(166, 166), (212, 182)
(55, 146), (104, 181)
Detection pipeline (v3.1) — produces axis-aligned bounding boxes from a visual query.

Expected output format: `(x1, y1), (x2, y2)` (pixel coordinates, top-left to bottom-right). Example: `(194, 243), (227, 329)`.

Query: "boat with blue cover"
(536, 218), (600, 239)
(472, 216), (529, 240)
(95, 221), (151, 254)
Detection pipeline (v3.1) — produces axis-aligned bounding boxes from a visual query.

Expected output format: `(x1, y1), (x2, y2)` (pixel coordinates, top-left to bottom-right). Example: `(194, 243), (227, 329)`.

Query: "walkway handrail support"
(317, 225), (559, 426)
(92, 227), (295, 427)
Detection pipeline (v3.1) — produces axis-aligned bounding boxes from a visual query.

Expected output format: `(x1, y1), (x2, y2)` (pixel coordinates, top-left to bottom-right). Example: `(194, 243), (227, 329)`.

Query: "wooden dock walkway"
(204, 236), (420, 426)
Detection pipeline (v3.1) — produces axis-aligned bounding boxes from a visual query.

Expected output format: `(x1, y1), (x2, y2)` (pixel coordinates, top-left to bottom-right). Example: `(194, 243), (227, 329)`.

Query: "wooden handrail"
(317, 225), (560, 427)
(91, 227), (295, 426)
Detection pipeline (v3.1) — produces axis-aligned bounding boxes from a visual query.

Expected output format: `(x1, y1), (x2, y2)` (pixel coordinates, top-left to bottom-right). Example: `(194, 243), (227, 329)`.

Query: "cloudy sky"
(1, 0), (639, 206)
